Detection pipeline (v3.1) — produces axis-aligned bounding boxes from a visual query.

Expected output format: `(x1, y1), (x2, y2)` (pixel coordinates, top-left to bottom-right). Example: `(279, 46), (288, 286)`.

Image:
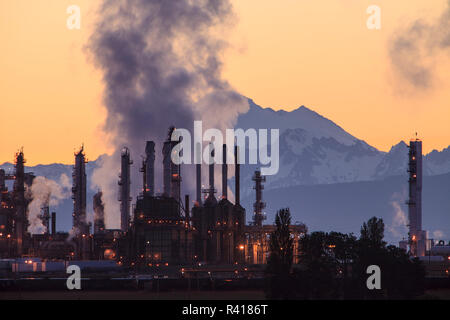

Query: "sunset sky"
(1, 0), (449, 165)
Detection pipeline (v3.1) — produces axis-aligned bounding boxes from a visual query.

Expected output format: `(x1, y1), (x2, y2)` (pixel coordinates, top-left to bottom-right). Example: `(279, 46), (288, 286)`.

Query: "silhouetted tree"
(360, 217), (386, 249)
(354, 217), (425, 299)
(266, 208), (294, 299)
(295, 232), (339, 299)
(267, 208), (293, 275)
(327, 232), (359, 298)
(265, 215), (426, 300)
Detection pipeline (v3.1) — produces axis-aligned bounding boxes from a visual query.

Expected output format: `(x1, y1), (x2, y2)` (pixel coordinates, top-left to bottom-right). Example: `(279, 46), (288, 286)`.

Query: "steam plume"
(388, 191), (408, 239)
(88, 0), (248, 228)
(389, 1), (450, 90)
(27, 174), (71, 234)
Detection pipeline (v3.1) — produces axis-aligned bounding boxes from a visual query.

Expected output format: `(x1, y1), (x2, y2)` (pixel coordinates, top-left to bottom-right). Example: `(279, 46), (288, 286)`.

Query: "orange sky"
(1, 0), (449, 165)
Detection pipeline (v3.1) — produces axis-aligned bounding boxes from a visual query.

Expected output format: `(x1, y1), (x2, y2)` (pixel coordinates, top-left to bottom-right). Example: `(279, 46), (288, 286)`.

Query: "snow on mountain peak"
(237, 99), (363, 148)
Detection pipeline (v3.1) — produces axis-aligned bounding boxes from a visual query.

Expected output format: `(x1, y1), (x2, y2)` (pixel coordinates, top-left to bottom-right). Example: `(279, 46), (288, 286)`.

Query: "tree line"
(266, 208), (425, 299)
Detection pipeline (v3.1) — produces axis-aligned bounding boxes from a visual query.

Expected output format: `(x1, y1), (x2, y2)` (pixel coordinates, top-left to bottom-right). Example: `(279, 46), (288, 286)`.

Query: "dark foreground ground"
(0, 289), (266, 300)
(2, 289), (450, 300)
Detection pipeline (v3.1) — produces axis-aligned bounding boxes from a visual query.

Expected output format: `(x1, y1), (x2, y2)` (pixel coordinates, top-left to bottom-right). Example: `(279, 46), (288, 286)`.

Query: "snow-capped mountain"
(235, 99), (450, 197)
(426, 146), (450, 175)
(238, 99), (365, 146)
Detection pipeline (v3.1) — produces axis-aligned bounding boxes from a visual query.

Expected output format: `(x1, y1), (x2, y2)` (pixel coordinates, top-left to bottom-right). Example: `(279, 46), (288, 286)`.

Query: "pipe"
(51, 212), (56, 236)
(119, 147), (132, 232)
(222, 144), (227, 199)
(209, 143), (214, 198)
(145, 141), (155, 196)
(235, 145), (240, 205)
(185, 194), (190, 225)
(196, 143), (202, 205)
(163, 141), (171, 197)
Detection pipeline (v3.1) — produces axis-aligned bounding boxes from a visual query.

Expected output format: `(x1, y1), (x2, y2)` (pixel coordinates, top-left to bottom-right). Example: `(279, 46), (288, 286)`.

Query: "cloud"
(389, 1), (450, 91)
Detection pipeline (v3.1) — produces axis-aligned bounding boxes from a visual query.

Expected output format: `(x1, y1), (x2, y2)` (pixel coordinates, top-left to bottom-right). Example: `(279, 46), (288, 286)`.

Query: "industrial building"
(3, 131), (450, 285)
(191, 143), (246, 265)
(0, 127), (306, 270)
(0, 150), (34, 258)
(399, 138), (427, 257)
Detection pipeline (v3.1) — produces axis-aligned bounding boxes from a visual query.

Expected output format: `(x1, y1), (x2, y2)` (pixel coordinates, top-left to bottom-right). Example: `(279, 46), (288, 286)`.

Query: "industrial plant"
(398, 138), (450, 271)
(0, 127), (306, 276)
(0, 132), (449, 281)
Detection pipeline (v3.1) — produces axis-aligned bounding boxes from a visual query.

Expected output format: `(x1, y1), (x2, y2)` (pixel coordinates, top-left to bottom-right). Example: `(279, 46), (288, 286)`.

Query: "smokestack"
(407, 138), (425, 256)
(141, 158), (146, 193)
(196, 143), (202, 205)
(171, 147), (181, 203)
(51, 212), (56, 236)
(162, 128), (174, 197)
(209, 143), (215, 199)
(252, 170), (266, 227)
(235, 145), (240, 206)
(185, 194), (190, 225)
(145, 141), (155, 196)
(72, 146), (88, 235)
(222, 144), (227, 199)
(119, 147), (133, 232)
(13, 149), (26, 255)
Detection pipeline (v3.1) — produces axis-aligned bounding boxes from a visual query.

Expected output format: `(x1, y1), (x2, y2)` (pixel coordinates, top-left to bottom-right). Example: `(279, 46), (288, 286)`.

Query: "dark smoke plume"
(389, 1), (450, 91)
(88, 0), (248, 228)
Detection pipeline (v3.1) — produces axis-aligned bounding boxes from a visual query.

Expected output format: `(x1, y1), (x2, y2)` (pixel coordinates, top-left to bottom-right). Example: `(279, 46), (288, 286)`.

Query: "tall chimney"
(407, 138), (425, 257)
(72, 146), (88, 235)
(170, 142), (181, 203)
(252, 170), (266, 227)
(14, 149), (26, 255)
(119, 147), (133, 232)
(162, 128), (174, 197)
(145, 141), (155, 196)
(208, 143), (215, 199)
(185, 194), (190, 225)
(235, 145), (240, 206)
(222, 144), (228, 199)
(196, 143), (202, 205)
(51, 212), (56, 236)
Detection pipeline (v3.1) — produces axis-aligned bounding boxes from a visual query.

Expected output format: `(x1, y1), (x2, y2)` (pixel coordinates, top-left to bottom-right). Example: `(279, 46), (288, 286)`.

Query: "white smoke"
(388, 191), (409, 239)
(389, 0), (450, 91)
(91, 155), (120, 229)
(432, 230), (445, 239)
(88, 0), (248, 228)
(27, 174), (71, 234)
(67, 226), (80, 242)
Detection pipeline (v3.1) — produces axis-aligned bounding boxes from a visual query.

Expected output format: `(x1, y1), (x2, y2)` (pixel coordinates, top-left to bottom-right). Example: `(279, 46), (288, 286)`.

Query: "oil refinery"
(0, 130), (449, 283)
(0, 127), (306, 277)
